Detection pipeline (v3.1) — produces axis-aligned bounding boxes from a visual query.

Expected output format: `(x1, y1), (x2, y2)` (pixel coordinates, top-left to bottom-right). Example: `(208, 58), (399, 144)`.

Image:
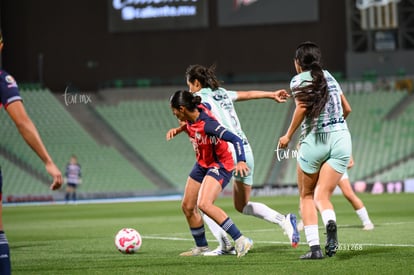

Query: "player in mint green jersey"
(279, 41), (353, 260)
(184, 64), (299, 255)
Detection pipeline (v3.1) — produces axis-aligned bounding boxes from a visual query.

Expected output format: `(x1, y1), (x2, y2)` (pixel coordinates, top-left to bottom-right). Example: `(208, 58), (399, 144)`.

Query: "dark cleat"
(325, 220), (338, 257)
(300, 249), (324, 260)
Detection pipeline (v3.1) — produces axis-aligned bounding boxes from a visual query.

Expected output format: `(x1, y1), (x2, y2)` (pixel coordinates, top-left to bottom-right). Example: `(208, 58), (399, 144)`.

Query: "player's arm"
(204, 120), (249, 177)
(278, 99), (306, 148)
(5, 100), (63, 190)
(341, 94), (352, 119)
(235, 89), (290, 103)
(166, 120), (186, 141)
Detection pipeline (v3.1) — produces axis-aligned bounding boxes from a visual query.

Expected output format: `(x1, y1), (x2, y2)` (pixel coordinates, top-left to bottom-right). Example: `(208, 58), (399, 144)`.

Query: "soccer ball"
(114, 228), (142, 254)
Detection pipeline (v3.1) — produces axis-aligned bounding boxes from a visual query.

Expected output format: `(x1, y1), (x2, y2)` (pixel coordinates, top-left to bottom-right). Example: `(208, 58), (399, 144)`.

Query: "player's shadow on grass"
(253, 244), (300, 255)
(339, 224), (368, 230)
(11, 243), (48, 250)
(335, 246), (393, 260)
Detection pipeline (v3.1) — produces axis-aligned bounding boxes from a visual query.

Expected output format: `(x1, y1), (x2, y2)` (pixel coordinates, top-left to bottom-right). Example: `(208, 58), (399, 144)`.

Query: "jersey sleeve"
(225, 89), (238, 102)
(0, 71), (22, 108)
(204, 117), (246, 162)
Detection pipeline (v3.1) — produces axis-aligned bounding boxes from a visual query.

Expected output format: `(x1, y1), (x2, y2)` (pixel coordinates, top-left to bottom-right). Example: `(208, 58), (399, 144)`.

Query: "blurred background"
(0, 0), (413, 203)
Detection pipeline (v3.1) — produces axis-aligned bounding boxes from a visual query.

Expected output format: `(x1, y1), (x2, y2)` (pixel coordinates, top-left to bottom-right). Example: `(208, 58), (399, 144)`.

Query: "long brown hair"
(293, 42), (328, 120)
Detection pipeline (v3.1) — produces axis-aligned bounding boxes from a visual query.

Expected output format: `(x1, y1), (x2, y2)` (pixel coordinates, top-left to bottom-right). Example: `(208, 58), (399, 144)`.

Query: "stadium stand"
(346, 91), (413, 181)
(0, 89), (158, 200)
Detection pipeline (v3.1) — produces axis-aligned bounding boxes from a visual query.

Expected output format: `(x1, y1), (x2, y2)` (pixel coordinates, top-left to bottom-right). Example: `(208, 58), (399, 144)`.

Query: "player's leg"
(65, 185), (72, 202)
(180, 168), (209, 256)
(338, 175), (374, 230)
(234, 145), (298, 244)
(201, 213), (235, 256)
(316, 130), (352, 257)
(297, 166), (322, 259)
(233, 179), (299, 247)
(198, 170), (253, 257)
(0, 170), (11, 274)
(72, 185), (77, 202)
(314, 162), (342, 257)
(338, 173), (363, 210)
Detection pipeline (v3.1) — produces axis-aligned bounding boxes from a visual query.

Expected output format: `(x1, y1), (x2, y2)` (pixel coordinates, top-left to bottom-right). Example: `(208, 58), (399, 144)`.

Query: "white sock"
(242, 201), (285, 227)
(202, 213), (231, 249)
(304, 225), (319, 247)
(356, 207), (372, 225)
(321, 209), (336, 226)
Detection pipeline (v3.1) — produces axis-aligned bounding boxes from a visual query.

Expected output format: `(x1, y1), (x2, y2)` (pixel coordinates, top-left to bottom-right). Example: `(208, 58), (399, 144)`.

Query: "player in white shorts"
(184, 64), (300, 255)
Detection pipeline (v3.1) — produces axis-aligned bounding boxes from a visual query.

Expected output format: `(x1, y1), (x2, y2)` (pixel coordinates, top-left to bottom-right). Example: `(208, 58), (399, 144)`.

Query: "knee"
(197, 199), (212, 214)
(181, 201), (196, 217)
(300, 188), (314, 200)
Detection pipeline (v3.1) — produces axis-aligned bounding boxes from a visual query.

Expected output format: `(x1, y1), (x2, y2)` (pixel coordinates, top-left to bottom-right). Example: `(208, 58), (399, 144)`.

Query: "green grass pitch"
(3, 193), (414, 274)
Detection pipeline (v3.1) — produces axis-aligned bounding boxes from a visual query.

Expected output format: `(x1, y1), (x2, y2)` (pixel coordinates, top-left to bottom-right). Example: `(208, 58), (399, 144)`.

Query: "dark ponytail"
(293, 42), (329, 120)
(170, 90), (201, 111)
(185, 64), (221, 90)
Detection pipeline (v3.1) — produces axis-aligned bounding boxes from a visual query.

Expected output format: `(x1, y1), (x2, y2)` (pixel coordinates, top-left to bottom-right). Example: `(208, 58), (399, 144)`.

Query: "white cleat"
(203, 245), (236, 256)
(179, 246), (210, 256)
(363, 223), (374, 231)
(235, 236), (253, 258)
(283, 214), (300, 248)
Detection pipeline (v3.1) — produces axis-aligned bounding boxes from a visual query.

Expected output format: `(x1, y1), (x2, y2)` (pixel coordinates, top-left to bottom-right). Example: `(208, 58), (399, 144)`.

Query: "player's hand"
(234, 161), (250, 177)
(45, 161), (63, 190)
(273, 89), (291, 103)
(166, 128), (178, 141)
(278, 135), (290, 149)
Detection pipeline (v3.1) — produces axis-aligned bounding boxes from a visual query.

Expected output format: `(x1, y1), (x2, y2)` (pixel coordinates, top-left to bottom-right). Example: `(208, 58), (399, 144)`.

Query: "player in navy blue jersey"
(167, 90), (253, 257)
(0, 31), (63, 274)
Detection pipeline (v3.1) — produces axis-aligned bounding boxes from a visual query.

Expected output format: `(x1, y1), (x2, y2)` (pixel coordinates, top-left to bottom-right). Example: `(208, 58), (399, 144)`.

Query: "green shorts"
(231, 142), (254, 185)
(298, 130), (352, 174)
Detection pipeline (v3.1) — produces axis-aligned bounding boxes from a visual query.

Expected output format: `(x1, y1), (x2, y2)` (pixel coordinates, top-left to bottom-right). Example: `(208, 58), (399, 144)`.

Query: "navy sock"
(0, 231), (11, 275)
(220, 217), (242, 241)
(190, 225), (208, 247)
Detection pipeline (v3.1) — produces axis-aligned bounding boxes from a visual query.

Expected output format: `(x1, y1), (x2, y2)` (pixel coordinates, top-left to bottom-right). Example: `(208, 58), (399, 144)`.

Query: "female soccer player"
(169, 64), (299, 255)
(0, 30), (63, 274)
(278, 41), (352, 259)
(167, 90), (253, 257)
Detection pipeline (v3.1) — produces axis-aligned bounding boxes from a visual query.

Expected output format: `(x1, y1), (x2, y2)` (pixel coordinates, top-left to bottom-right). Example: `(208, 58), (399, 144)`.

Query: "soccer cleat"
(179, 246), (210, 256)
(325, 220), (338, 257)
(362, 223), (374, 231)
(283, 214), (300, 248)
(300, 249), (324, 260)
(235, 236), (253, 258)
(203, 245), (236, 256)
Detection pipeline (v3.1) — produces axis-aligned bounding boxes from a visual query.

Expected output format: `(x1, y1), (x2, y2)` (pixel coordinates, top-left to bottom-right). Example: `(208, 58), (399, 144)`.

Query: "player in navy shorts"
(167, 90), (253, 257)
(0, 30), (63, 274)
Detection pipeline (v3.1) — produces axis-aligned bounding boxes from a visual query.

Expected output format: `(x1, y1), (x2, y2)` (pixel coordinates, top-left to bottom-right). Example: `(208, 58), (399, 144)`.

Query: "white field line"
(143, 221), (414, 248)
(143, 235), (414, 248)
